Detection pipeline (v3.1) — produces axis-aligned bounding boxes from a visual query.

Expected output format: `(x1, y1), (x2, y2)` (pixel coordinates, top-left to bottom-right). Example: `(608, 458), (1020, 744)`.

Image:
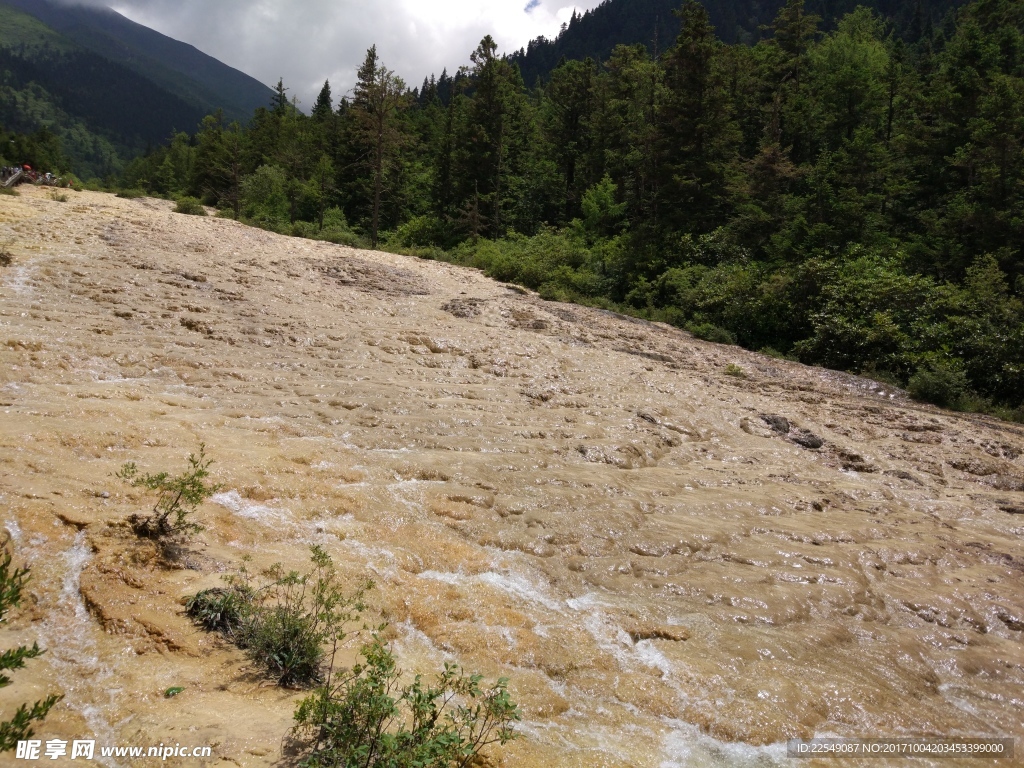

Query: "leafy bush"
(115, 188), (146, 199)
(185, 587), (250, 636)
(907, 363), (971, 409)
(687, 322), (736, 345)
(236, 547), (369, 687)
(188, 547), (370, 687)
(0, 537), (61, 752)
(724, 363), (747, 378)
(174, 197), (207, 216)
(293, 637), (520, 768)
(241, 165), (290, 229)
(185, 549), (519, 764)
(117, 443), (221, 540)
(0, 187), (19, 197)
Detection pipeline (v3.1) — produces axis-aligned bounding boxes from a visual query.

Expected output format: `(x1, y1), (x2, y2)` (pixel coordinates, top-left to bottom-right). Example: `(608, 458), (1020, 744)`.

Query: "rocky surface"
(1, 187), (1022, 766)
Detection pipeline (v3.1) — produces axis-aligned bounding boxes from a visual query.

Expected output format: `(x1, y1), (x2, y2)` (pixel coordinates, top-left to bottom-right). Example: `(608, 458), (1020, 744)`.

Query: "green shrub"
(907, 363), (970, 409)
(0, 537), (61, 752)
(240, 165), (289, 228)
(724, 363), (747, 378)
(292, 636), (520, 768)
(187, 547), (370, 687)
(185, 587), (250, 636)
(116, 188), (146, 199)
(117, 443), (221, 540)
(687, 322), (736, 345)
(174, 197), (207, 216)
(0, 187), (18, 197)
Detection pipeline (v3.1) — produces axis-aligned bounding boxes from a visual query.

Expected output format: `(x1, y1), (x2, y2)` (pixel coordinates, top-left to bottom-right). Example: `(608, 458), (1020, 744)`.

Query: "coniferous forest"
(76, 1), (1024, 414)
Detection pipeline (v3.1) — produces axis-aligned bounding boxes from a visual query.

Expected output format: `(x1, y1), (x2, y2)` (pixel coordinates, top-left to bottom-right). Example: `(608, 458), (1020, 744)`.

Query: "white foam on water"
(39, 532), (122, 768)
(211, 490), (291, 525)
(4, 265), (36, 294)
(4, 516), (22, 544)
(659, 719), (787, 767)
(417, 568), (563, 612)
(565, 591), (611, 612)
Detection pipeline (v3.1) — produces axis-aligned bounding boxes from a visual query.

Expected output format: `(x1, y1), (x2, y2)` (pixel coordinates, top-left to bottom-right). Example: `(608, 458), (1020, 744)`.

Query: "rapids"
(0, 187), (1021, 766)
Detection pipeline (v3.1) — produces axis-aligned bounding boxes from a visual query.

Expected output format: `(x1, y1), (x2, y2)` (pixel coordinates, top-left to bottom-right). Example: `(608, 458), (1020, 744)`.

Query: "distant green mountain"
(0, 0), (274, 178)
(511, 0), (966, 85)
(2, 0), (273, 125)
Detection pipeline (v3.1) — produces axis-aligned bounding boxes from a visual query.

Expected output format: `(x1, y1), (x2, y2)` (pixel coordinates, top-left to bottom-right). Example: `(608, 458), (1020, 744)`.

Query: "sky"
(85, 0), (605, 107)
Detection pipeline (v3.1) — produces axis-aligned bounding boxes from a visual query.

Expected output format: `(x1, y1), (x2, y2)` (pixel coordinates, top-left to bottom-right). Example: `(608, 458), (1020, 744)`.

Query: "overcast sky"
(89, 0), (603, 107)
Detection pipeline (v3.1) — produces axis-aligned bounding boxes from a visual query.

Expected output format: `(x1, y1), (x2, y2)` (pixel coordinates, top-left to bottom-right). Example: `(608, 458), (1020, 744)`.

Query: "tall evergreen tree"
(351, 45), (409, 246)
(658, 0), (740, 236)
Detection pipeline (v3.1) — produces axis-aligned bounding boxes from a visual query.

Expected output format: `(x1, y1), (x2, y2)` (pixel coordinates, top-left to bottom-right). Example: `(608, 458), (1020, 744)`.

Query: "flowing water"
(0, 187), (1021, 766)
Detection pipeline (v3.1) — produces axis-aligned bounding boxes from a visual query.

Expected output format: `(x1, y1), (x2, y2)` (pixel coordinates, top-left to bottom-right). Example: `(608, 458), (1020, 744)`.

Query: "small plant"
(724, 363), (747, 378)
(115, 188), (146, 199)
(174, 197), (207, 216)
(185, 586), (250, 636)
(0, 186), (18, 197)
(293, 637), (520, 768)
(163, 687), (185, 698)
(0, 537), (62, 752)
(48, 191), (69, 203)
(117, 443), (221, 540)
(0, 238), (12, 268)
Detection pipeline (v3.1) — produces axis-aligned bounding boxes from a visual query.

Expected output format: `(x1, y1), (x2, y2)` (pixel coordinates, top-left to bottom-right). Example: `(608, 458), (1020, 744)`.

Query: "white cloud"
(104, 0), (599, 107)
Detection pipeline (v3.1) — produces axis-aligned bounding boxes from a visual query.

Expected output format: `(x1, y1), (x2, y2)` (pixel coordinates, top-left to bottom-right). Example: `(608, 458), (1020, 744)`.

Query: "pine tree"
(351, 45), (409, 246)
(458, 36), (530, 238)
(312, 80), (334, 120)
(658, 0), (739, 235)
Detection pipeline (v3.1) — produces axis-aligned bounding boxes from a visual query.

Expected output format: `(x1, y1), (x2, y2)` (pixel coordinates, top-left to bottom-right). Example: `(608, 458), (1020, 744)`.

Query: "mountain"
(0, 0), (276, 178)
(1, 0), (273, 126)
(510, 0), (966, 85)
(0, 3), (202, 177)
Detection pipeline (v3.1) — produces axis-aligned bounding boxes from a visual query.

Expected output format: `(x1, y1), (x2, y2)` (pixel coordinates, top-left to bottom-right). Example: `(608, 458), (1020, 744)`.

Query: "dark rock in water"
(792, 431), (824, 450)
(1001, 505), (1024, 515)
(884, 469), (923, 485)
(761, 414), (790, 434)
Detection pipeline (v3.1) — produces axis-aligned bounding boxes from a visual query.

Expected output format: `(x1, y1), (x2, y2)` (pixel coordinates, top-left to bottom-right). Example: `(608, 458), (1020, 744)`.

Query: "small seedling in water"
(117, 443), (222, 540)
(164, 687), (185, 698)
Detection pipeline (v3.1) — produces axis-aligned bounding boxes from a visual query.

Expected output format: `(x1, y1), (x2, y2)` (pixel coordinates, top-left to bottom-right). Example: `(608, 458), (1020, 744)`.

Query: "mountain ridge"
(510, 0), (967, 85)
(1, 0), (274, 126)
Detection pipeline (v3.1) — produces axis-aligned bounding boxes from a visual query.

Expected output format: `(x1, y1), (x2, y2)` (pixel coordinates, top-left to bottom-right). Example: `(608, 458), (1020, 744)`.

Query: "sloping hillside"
(1, 187), (1022, 765)
(2, 0), (273, 125)
(512, 0), (966, 84)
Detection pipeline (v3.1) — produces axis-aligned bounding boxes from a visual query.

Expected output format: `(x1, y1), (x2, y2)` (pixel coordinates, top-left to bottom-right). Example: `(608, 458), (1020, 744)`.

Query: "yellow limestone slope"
(1, 187), (1022, 767)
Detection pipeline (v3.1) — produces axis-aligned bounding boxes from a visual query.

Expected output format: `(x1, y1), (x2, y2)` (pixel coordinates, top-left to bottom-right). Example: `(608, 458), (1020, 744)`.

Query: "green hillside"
(0, 4), (211, 177)
(511, 0), (966, 84)
(2, 0), (274, 125)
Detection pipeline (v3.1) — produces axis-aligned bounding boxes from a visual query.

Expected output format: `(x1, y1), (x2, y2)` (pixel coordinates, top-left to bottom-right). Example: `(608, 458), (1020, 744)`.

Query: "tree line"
(116, 0), (1024, 414)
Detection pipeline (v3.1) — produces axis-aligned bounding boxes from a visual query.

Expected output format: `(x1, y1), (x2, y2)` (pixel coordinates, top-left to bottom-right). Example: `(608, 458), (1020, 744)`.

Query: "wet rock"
(884, 469), (923, 485)
(1001, 505), (1024, 515)
(791, 430), (824, 450)
(761, 414), (790, 434)
(441, 297), (484, 318)
(837, 449), (878, 473)
(991, 475), (1024, 492)
(948, 457), (1001, 476)
(626, 623), (690, 643)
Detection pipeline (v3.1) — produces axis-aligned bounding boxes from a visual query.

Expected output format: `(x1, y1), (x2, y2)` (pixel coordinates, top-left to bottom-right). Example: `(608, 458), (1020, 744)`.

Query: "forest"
(48, 0), (1024, 414)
